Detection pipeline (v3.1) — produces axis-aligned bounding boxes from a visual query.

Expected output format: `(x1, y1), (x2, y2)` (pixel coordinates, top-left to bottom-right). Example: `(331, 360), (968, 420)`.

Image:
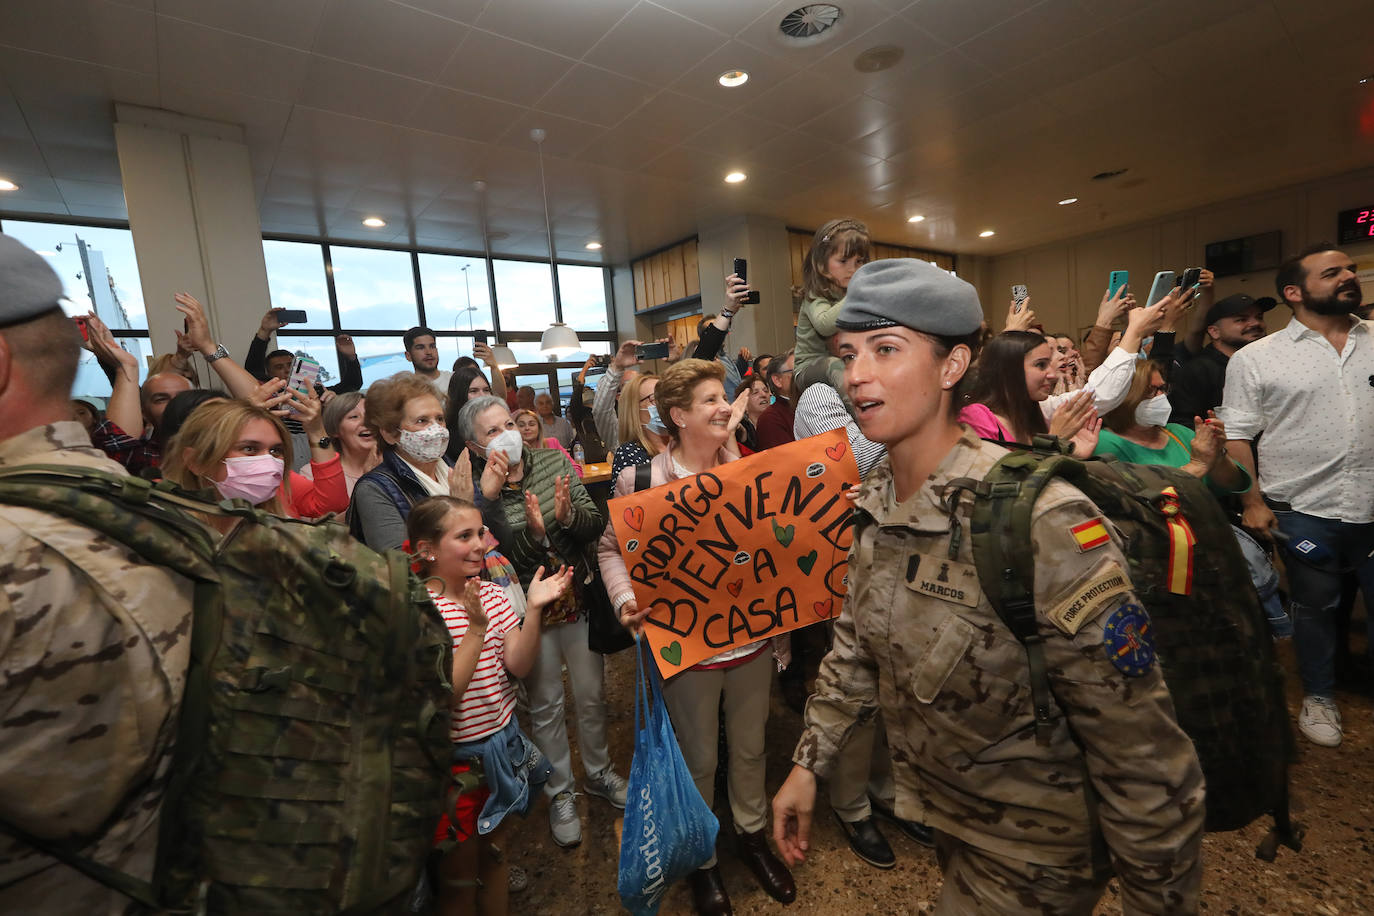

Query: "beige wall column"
(114, 104), (270, 384)
(696, 213), (794, 362)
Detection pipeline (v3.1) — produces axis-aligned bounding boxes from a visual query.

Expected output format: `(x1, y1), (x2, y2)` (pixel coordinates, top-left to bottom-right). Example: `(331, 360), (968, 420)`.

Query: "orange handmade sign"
(609, 428), (860, 678)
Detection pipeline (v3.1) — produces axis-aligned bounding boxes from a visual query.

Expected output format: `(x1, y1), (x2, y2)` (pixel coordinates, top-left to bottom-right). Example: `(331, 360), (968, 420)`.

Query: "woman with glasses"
(609, 372), (666, 480)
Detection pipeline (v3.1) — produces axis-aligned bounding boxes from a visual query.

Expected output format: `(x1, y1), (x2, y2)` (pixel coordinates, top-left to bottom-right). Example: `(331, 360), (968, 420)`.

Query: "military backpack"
(950, 441), (1301, 861)
(0, 465), (454, 913)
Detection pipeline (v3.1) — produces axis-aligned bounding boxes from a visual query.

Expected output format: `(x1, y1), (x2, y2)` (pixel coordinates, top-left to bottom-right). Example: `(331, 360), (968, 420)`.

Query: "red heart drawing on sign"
(623, 506), (644, 532)
(813, 598), (833, 618)
(727, 579), (743, 597)
(826, 441), (847, 461)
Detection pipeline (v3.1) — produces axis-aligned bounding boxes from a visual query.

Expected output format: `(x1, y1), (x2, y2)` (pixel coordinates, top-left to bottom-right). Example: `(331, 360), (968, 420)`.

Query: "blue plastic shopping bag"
(617, 638), (720, 916)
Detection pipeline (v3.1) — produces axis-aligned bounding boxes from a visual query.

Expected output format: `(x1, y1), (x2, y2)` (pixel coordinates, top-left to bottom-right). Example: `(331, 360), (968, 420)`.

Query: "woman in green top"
(1095, 360), (1248, 494)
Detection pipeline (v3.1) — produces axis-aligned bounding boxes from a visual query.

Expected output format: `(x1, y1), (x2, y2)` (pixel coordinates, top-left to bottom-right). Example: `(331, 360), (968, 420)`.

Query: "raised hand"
(724, 273), (750, 310)
(1095, 285), (1132, 328)
(449, 447), (475, 500)
(526, 564), (573, 611)
(1004, 297), (1036, 332)
(285, 386), (325, 438)
(259, 307), (287, 337)
(524, 490), (547, 540)
(173, 292), (216, 356)
(613, 339), (642, 370)
(1068, 416), (1101, 458)
(85, 312), (138, 375)
(1048, 389), (1097, 441)
(473, 340), (495, 366)
(461, 577), (488, 632)
(480, 448), (508, 500)
(249, 377), (293, 416)
(553, 474), (572, 525)
(335, 334), (357, 360)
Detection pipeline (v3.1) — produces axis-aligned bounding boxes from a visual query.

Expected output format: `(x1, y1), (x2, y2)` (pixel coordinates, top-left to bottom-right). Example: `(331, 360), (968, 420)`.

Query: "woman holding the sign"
(599, 358), (794, 916)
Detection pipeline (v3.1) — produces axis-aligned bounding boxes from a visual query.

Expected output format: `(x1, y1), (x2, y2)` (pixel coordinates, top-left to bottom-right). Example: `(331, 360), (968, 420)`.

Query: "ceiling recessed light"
(362, 216), (386, 228)
(1361, 74), (1374, 84)
(724, 171), (747, 183)
(585, 241), (603, 250)
(907, 214), (926, 223)
(1058, 197), (1078, 205)
(978, 229), (996, 238)
(0, 179), (19, 192)
(718, 70), (749, 88)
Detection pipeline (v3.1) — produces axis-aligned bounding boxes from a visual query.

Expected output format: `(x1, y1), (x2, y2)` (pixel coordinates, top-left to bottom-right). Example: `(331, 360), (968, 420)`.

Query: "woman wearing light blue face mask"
(609, 371), (667, 481)
(459, 394), (624, 847)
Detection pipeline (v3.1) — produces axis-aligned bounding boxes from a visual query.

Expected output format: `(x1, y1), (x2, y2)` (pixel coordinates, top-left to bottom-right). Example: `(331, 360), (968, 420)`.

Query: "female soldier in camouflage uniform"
(771, 259), (1205, 915)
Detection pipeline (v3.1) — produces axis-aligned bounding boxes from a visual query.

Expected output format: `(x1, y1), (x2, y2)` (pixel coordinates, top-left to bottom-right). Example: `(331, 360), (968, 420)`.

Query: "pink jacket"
(596, 441), (738, 610)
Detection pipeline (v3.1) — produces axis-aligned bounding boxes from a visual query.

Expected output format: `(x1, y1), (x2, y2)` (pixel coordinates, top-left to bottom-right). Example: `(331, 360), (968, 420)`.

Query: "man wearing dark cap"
(0, 234), (193, 909)
(772, 259), (1204, 914)
(1168, 293), (1274, 426)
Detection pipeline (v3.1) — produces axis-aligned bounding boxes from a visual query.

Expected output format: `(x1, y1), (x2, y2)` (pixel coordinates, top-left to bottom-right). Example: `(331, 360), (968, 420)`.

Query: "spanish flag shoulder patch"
(1069, 518), (1111, 552)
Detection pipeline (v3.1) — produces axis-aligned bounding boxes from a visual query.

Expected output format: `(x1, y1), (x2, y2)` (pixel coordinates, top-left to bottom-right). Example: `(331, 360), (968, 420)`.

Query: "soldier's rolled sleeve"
(1030, 490), (1205, 915)
(792, 591), (878, 778)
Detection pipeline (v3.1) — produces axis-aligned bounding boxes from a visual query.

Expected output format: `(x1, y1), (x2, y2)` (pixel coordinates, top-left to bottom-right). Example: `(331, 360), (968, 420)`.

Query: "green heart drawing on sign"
(773, 521), (796, 548)
(797, 550), (818, 575)
(660, 641), (683, 666)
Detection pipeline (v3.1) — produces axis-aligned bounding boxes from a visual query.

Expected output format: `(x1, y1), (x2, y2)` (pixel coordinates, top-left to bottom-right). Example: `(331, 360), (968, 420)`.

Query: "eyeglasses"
(639, 393), (657, 406)
(1146, 383), (1170, 397)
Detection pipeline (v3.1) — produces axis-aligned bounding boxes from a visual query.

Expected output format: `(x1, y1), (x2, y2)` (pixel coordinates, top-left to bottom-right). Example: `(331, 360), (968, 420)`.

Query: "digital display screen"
(1337, 207), (1374, 245)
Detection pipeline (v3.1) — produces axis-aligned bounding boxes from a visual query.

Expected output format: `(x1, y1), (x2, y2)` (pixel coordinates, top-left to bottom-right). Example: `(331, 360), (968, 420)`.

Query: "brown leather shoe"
(688, 865), (732, 916)
(736, 829), (796, 904)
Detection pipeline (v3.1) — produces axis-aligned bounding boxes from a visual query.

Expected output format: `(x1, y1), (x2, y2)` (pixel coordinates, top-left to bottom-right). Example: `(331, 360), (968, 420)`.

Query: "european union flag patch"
(1103, 603), (1155, 677)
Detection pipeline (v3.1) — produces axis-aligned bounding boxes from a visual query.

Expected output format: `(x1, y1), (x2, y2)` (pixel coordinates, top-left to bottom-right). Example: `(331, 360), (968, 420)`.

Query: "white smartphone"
(1011, 284), (1029, 312)
(1145, 271), (1177, 307)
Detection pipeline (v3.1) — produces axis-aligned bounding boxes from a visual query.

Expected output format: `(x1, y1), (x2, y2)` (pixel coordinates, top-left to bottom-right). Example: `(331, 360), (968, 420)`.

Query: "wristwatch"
(317, 437), (332, 450)
(204, 343), (230, 363)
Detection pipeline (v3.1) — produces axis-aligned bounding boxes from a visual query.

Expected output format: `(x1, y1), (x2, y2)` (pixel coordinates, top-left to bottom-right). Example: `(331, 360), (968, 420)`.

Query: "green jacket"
(481, 447), (604, 589)
(794, 294), (845, 390)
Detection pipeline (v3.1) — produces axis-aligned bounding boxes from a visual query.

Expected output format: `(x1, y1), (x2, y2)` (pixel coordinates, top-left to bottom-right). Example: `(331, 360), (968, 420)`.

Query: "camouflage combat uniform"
(795, 430), (1205, 915)
(0, 422), (194, 913)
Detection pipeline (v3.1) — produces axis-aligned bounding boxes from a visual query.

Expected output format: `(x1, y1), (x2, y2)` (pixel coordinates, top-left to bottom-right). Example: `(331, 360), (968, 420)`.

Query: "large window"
(1, 218), (150, 398)
(262, 238), (616, 399)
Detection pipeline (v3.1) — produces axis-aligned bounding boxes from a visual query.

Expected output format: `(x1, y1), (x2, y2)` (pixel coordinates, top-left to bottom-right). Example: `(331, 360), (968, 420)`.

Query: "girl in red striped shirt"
(408, 496), (571, 916)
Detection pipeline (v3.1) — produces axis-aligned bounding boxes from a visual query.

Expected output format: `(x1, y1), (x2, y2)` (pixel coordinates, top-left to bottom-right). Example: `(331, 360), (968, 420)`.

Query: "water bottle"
(572, 442), (585, 466)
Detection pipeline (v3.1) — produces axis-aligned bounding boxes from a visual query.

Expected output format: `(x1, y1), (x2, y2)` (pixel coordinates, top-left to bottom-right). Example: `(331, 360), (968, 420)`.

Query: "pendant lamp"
(532, 128), (581, 359)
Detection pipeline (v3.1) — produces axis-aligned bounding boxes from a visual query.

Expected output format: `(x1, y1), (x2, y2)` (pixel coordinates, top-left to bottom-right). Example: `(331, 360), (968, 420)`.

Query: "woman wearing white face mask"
(162, 400), (293, 528)
(457, 394), (625, 849)
(349, 373), (475, 551)
(1096, 360), (1247, 494)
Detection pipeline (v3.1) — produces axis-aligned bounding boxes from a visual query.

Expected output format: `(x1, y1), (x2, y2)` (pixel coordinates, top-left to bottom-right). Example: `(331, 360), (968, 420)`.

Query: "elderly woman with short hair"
(597, 358), (792, 916)
(457, 394), (624, 849)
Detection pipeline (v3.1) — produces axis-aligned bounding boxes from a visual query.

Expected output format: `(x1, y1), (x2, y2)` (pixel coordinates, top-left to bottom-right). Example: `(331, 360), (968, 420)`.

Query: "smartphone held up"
(733, 258), (760, 305)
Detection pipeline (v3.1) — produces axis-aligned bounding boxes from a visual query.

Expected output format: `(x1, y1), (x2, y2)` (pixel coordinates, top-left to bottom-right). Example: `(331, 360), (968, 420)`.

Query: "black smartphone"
(733, 257), (760, 305)
(593, 354), (611, 367)
(473, 329), (488, 345)
(1179, 267), (1202, 290)
(636, 341), (670, 360)
(277, 309), (307, 324)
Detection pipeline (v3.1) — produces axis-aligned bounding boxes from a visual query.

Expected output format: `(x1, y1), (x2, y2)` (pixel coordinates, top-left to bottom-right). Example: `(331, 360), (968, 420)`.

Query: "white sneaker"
(585, 768), (629, 809)
(1298, 696), (1342, 747)
(549, 790), (582, 847)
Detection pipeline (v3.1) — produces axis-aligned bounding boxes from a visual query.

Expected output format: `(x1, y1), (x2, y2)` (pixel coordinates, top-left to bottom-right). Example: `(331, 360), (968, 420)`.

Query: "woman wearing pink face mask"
(162, 400), (296, 526)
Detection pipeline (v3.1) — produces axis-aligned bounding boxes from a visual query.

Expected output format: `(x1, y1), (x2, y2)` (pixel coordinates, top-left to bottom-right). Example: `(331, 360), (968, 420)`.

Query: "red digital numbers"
(1359, 209), (1372, 224)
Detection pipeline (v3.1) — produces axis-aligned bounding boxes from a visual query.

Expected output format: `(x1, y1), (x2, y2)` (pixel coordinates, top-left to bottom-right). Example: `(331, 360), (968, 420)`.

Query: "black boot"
(688, 865), (732, 916)
(736, 829), (796, 904)
(834, 810), (896, 868)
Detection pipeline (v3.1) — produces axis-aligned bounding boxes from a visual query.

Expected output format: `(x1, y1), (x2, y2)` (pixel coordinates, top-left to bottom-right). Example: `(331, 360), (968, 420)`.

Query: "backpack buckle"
(116, 475), (153, 504)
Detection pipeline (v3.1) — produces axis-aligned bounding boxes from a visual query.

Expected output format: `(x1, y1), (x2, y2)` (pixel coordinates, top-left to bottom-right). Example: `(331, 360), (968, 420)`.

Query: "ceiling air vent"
(778, 4), (844, 46)
(854, 44), (904, 73)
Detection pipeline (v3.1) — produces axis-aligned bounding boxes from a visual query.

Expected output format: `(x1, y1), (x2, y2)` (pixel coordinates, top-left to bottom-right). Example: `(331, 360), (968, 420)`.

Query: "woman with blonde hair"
(162, 399), (294, 525)
(514, 408), (582, 477)
(608, 371), (667, 479)
(598, 359), (785, 915)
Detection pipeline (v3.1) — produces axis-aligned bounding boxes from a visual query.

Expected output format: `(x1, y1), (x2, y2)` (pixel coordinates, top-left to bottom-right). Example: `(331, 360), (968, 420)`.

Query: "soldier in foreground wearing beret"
(0, 234), (195, 910)
(771, 259), (1205, 914)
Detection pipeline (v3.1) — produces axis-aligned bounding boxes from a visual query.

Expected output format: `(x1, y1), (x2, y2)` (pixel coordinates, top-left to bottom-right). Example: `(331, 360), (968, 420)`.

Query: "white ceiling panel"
(667, 39), (801, 107)
(583, 3), (725, 87)
(955, 0), (1100, 74)
(155, 17), (312, 104)
(474, 0), (638, 60)
(0, 0), (156, 73)
(55, 178), (126, 208)
(405, 86), (526, 143)
(437, 31), (575, 107)
(154, 0), (328, 48)
(535, 64), (657, 127)
(313, 0), (469, 82)
(295, 57), (428, 124)
(648, 0), (775, 37)
(495, 110), (605, 160)
(394, 0), (491, 25)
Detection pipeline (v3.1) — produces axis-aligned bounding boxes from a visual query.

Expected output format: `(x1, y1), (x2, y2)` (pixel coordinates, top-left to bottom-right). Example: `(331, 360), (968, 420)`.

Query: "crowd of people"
(2, 211), (1370, 916)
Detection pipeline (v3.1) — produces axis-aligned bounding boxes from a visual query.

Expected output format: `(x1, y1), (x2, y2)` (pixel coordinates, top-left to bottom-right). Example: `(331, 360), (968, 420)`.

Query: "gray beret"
(0, 234), (64, 326)
(834, 258), (984, 336)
